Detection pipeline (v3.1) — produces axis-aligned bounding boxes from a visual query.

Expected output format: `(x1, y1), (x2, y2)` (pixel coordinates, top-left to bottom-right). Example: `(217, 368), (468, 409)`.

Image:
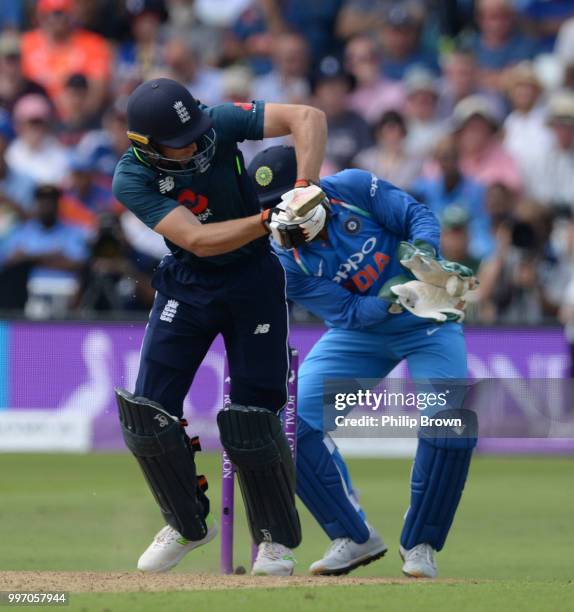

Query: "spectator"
(76, 99), (130, 179)
(0, 32), (50, 114)
(451, 94), (523, 191)
(21, 0), (112, 116)
(344, 33), (405, 125)
(312, 59), (373, 171)
(413, 135), (492, 259)
(555, 17), (574, 89)
(0, 111), (35, 238)
(73, 213), (156, 312)
(6, 94), (70, 185)
(117, 0), (168, 84)
(56, 74), (102, 147)
(470, 0), (539, 92)
(403, 67), (446, 157)
(518, 0), (574, 52)
(439, 205), (481, 273)
(0, 184), (88, 317)
(336, 0), (395, 40)
(503, 61), (553, 179)
(437, 48), (505, 119)
(354, 110), (422, 191)
(0, 1), (24, 31)
(522, 92), (574, 211)
(253, 31), (310, 104)
(478, 200), (557, 324)
(378, 4), (438, 81)
(162, 36), (223, 107)
(60, 154), (119, 231)
(557, 215), (574, 376)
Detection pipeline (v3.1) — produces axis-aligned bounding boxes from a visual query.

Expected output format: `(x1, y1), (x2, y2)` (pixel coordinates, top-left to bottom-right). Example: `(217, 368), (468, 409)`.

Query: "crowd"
(0, 0), (574, 329)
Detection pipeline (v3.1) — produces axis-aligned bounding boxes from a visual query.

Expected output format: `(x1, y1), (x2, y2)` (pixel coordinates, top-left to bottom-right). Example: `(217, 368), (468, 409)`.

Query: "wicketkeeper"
(248, 145), (478, 578)
(112, 78), (327, 576)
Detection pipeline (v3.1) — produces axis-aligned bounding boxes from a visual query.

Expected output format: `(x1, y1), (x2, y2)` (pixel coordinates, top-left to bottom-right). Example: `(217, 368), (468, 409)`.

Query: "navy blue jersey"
(113, 101), (266, 267)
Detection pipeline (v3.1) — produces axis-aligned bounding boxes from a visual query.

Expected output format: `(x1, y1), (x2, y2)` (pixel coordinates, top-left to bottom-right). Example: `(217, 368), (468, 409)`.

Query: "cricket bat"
(285, 184), (326, 219)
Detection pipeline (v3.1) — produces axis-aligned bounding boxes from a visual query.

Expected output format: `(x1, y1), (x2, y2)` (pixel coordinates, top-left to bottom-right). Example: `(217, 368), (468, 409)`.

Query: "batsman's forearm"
(187, 215), (267, 257)
(291, 106), (327, 182)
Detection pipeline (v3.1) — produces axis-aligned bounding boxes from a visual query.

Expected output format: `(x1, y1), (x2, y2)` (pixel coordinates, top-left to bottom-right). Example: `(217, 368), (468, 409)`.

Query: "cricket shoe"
(309, 527), (388, 576)
(399, 543), (437, 578)
(137, 520), (218, 572)
(251, 542), (296, 576)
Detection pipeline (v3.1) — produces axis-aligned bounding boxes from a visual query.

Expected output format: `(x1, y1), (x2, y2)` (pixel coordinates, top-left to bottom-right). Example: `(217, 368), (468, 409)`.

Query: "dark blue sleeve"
(277, 251), (390, 330)
(324, 169), (441, 252)
(210, 101), (265, 143)
(112, 162), (179, 229)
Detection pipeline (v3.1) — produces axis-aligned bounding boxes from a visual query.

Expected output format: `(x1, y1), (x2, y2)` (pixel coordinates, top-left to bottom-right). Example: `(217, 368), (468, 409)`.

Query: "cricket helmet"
(247, 145), (297, 209)
(126, 78), (216, 175)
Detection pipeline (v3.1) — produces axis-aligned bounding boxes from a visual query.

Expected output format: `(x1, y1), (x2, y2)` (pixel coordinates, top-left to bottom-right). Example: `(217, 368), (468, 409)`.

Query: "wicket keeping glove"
(398, 240), (478, 297)
(379, 275), (467, 323)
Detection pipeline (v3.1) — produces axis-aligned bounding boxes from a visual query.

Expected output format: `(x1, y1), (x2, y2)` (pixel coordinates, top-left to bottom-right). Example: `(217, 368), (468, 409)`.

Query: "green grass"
(0, 454), (572, 610)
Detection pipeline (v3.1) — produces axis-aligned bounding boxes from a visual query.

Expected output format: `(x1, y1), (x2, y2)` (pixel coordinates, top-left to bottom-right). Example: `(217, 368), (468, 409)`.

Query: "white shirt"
(503, 106), (553, 175)
(523, 142), (574, 207)
(6, 137), (69, 185)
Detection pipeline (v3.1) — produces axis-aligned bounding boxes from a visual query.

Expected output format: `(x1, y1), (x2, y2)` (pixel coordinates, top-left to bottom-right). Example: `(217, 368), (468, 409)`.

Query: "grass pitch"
(0, 453), (572, 611)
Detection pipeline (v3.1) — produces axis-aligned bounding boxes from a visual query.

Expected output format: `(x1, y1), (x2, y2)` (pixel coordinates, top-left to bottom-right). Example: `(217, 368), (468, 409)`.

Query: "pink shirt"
(460, 142), (523, 192)
(348, 79), (406, 125)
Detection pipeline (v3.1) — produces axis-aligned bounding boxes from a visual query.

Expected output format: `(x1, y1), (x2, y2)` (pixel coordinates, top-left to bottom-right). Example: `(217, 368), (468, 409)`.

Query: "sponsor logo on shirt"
(333, 236), (390, 292)
(234, 102), (254, 111)
(177, 188), (213, 222)
(158, 176), (175, 194)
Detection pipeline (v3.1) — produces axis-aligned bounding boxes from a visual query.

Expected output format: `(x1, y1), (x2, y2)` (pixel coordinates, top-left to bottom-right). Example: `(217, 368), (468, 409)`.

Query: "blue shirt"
(0, 168), (36, 211)
(470, 33), (539, 70)
(0, 220), (88, 280)
(413, 175), (494, 259)
(273, 169), (440, 330)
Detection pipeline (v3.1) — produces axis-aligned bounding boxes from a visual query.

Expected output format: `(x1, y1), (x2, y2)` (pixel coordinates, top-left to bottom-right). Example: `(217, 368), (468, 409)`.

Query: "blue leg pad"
(400, 409), (478, 552)
(296, 418), (370, 543)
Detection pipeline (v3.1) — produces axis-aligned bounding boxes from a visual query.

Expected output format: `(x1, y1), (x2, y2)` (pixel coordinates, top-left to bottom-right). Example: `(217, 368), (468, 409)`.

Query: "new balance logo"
(154, 413), (170, 428)
(254, 323), (270, 335)
(160, 299), (179, 323)
(158, 176), (175, 193)
(173, 100), (191, 123)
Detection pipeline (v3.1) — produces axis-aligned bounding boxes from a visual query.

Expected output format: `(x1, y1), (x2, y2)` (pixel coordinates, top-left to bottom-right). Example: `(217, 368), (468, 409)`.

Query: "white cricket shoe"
(137, 521), (218, 572)
(251, 542), (296, 576)
(399, 543), (438, 578)
(309, 527), (388, 576)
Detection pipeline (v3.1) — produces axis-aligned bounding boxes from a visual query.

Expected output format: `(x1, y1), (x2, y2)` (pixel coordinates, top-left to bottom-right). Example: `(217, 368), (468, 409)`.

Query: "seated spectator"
(0, 110), (35, 238)
(73, 213), (156, 312)
(312, 58), (373, 171)
(21, 0), (112, 116)
(556, 17), (574, 87)
(0, 32), (49, 114)
(451, 94), (523, 191)
(437, 48), (505, 119)
(470, 0), (539, 93)
(440, 206), (481, 273)
(378, 4), (439, 81)
(403, 67), (447, 157)
(76, 99), (130, 179)
(253, 31), (310, 104)
(56, 73), (102, 147)
(518, 0), (574, 52)
(478, 200), (557, 324)
(0, 184), (88, 318)
(344, 33), (405, 125)
(354, 110), (422, 191)
(162, 36), (223, 106)
(6, 94), (70, 185)
(116, 0), (168, 83)
(522, 91), (574, 210)
(0, 0), (24, 31)
(336, 0), (395, 40)
(60, 154), (120, 231)
(503, 62), (553, 177)
(413, 135), (492, 259)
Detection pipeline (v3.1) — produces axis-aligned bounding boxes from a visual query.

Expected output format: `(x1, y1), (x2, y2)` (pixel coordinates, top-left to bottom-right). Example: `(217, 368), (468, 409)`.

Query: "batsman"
(248, 146), (478, 578)
(112, 78), (327, 575)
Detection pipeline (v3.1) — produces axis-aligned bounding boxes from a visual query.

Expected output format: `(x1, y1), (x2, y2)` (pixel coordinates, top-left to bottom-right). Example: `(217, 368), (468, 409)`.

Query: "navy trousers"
(135, 249), (290, 418)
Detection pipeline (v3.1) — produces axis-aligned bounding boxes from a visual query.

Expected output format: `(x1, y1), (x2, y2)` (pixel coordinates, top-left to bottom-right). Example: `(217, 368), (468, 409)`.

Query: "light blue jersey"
(273, 169), (440, 330)
(277, 169), (475, 557)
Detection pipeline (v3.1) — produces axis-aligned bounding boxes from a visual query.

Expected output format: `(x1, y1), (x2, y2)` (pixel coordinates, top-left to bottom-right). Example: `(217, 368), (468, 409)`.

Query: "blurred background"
(0, 0), (573, 455)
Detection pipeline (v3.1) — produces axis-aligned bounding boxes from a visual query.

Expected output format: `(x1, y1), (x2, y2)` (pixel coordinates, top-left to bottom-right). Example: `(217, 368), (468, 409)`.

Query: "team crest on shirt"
(344, 216), (361, 234)
(158, 176), (175, 194)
